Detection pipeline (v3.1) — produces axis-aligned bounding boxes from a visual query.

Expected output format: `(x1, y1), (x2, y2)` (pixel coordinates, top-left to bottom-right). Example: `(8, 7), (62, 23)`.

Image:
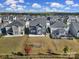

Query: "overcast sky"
(0, 0), (79, 12)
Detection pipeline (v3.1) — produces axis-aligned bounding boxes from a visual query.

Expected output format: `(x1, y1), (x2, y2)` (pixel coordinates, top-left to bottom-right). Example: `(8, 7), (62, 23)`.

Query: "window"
(31, 30), (36, 33)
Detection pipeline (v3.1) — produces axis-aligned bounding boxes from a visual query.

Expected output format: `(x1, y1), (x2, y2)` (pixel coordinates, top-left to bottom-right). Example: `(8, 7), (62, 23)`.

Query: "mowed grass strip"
(0, 36), (23, 55)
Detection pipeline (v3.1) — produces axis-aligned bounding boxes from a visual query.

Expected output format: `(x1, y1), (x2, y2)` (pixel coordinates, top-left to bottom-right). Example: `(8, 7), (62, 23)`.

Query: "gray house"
(69, 22), (79, 37)
(0, 22), (9, 35)
(47, 16), (59, 25)
(5, 20), (25, 35)
(29, 17), (46, 35)
(50, 21), (68, 38)
(67, 15), (77, 25)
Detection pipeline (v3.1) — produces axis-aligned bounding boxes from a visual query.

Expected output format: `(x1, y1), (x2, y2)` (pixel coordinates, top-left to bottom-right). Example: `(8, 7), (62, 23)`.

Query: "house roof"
(30, 17), (46, 27)
(53, 29), (65, 34)
(51, 21), (66, 28)
(0, 22), (9, 29)
(71, 22), (79, 32)
(6, 20), (24, 27)
(58, 29), (65, 33)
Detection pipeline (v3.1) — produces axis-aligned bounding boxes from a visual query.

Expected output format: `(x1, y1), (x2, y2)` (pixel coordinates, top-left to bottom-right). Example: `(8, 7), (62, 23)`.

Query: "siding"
(77, 32), (79, 37)
(69, 24), (77, 37)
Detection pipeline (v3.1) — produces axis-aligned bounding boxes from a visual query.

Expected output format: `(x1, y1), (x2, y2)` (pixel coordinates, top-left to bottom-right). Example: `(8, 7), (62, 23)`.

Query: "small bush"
(12, 52), (23, 56)
(16, 52), (24, 56)
(63, 46), (69, 53)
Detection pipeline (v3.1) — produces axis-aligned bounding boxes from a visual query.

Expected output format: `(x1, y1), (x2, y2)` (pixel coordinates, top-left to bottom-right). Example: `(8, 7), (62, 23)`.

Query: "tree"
(63, 46), (69, 53)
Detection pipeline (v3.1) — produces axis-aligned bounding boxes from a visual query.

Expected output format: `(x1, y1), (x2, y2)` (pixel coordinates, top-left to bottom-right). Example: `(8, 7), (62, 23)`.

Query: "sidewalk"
(4, 35), (24, 37)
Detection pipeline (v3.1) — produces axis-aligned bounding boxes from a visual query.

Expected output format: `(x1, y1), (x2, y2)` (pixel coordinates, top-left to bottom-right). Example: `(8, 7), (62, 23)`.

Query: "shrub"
(12, 52), (23, 56)
(63, 46), (69, 53)
(16, 52), (23, 56)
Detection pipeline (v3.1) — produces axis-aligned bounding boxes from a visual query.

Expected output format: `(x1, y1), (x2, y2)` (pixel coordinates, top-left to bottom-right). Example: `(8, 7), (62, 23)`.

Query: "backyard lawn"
(0, 36), (24, 55)
(21, 36), (79, 54)
(0, 36), (79, 55)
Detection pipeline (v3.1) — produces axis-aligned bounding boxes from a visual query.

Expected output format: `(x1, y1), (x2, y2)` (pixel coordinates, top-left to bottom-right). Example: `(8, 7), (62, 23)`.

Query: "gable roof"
(30, 17), (46, 27)
(6, 20), (24, 27)
(0, 22), (9, 29)
(51, 21), (66, 28)
(71, 22), (79, 32)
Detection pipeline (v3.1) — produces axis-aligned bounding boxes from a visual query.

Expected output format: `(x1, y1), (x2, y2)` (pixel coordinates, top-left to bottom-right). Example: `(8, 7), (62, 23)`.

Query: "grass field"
(20, 36), (79, 54)
(0, 36), (79, 55)
(0, 36), (24, 55)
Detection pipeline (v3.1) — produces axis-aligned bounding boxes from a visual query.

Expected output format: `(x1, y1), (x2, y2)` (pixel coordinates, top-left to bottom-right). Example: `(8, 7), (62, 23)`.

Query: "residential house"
(2, 15), (9, 23)
(29, 17), (46, 35)
(75, 16), (79, 22)
(67, 15), (77, 25)
(5, 20), (25, 35)
(69, 22), (79, 37)
(59, 15), (69, 23)
(46, 16), (59, 27)
(0, 22), (9, 35)
(50, 21), (68, 38)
